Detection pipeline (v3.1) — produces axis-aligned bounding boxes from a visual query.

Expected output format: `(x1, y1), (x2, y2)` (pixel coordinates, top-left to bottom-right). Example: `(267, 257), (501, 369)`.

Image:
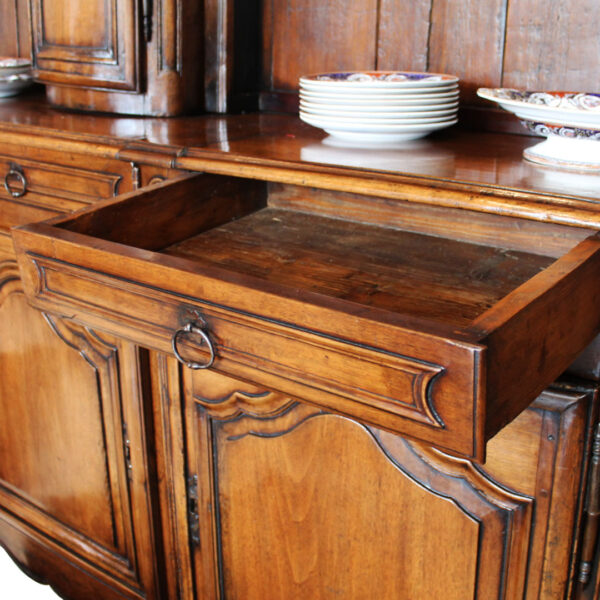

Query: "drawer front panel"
(26, 254), (484, 459)
(0, 156), (124, 209)
(0, 197), (60, 236)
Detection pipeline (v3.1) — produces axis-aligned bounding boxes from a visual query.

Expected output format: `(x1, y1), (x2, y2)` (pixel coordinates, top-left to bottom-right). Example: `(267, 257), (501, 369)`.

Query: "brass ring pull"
(148, 175), (166, 185)
(4, 165), (27, 198)
(172, 321), (216, 370)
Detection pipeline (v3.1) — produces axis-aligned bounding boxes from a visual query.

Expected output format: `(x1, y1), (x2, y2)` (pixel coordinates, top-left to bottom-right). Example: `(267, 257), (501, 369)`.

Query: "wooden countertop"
(2, 91), (600, 228)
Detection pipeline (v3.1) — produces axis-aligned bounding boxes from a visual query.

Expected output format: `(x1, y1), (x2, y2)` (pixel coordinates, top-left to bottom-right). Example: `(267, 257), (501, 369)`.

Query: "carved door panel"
(30, 0), (139, 91)
(180, 368), (594, 600)
(0, 261), (160, 599)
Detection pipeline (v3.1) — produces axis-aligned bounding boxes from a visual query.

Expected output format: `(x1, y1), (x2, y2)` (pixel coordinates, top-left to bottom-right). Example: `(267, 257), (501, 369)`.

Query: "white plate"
(477, 88), (600, 129)
(301, 82), (459, 96)
(300, 112), (457, 143)
(299, 89), (459, 104)
(299, 101), (458, 118)
(300, 71), (459, 90)
(299, 111), (456, 126)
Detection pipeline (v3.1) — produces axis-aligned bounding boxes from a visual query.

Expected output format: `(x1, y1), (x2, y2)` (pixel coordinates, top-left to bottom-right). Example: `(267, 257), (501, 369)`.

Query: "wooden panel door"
(30, 0), (139, 91)
(0, 259), (160, 599)
(180, 368), (594, 599)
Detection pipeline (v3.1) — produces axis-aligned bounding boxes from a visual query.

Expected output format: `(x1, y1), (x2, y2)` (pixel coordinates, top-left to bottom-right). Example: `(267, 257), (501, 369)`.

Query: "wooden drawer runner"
(12, 173), (600, 460)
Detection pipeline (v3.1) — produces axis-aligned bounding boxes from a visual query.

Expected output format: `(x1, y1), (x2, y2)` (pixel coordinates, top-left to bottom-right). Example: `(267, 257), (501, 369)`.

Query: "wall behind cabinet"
(258, 0), (600, 107)
(0, 0), (31, 59)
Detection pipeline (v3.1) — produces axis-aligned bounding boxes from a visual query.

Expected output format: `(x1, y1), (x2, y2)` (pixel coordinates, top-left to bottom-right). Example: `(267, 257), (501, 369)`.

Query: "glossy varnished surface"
(2, 94), (600, 213)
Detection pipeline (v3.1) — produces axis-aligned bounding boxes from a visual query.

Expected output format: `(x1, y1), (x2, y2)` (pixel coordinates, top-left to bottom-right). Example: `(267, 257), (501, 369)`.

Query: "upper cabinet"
(29, 0), (203, 116)
(30, 0), (139, 91)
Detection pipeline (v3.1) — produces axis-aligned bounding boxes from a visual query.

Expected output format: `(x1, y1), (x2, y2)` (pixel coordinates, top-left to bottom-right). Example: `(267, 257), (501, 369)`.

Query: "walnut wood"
(0, 266), (162, 598)
(2, 99), (600, 227)
(503, 0), (600, 92)
(0, 0), (31, 59)
(164, 206), (554, 327)
(1, 4), (600, 598)
(29, 0), (203, 116)
(12, 173), (600, 460)
(183, 368), (595, 599)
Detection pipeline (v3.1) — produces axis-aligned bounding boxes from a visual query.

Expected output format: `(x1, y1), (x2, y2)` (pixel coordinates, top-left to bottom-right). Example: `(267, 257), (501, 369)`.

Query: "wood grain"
(269, 0), (379, 90)
(503, 0), (600, 91)
(428, 0), (507, 100)
(377, 0), (431, 71)
(166, 206), (554, 327)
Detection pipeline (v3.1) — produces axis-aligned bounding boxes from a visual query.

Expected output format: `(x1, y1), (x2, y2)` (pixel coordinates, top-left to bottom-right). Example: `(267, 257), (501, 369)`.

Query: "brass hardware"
(122, 422), (133, 480)
(142, 0), (153, 42)
(4, 163), (27, 198)
(172, 320), (216, 370)
(148, 174), (167, 185)
(188, 474), (200, 546)
(578, 423), (600, 586)
(130, 162), (141, 190)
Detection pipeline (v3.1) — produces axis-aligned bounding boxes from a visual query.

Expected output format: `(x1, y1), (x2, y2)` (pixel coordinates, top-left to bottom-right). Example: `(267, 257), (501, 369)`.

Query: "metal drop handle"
(172, 321), (216, 370)
(4, 164), (27, 198)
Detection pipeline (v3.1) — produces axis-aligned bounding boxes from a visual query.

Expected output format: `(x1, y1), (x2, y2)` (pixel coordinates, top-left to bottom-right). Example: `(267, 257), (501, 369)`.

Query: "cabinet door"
(30, 0), (139, 91)
(0, 260), (160, 599)
(177, 368), (594, 600)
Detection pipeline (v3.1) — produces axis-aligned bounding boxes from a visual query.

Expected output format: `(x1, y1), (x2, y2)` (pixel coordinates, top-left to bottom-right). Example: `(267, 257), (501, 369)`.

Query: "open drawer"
(12, 172), (600, 460)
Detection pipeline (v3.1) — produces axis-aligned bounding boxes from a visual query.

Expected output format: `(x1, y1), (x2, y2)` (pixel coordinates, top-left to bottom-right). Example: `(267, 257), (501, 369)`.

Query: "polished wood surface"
(1, 95), (600, 226)
(180, 367), (596, 599)
(0, 264), (161, 599)
(0, 3), (599, 599)
(31, 0), (138, 91)
(12, 172), (600, 460)
(26, 0), (203, 115)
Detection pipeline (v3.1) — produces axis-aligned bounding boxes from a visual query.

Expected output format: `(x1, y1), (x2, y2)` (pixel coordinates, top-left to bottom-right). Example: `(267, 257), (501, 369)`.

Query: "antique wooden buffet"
(3, 1), (600, 599)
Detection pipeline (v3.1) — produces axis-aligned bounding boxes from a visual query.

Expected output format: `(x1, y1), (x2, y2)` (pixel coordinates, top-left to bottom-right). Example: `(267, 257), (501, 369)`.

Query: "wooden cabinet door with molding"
(30, 0), (139, 91)
(29, 0), (203, 115)
(173, 367), (597, 600)
(0, 262), (162, 599)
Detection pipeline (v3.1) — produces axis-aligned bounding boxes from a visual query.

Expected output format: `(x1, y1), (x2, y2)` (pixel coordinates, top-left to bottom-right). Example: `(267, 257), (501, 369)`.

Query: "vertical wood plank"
(503, 0), (600, 91)
(377, 0), (432, 71)
(428, 0), (508, 101)
(0, 0), (20, 57)
(269, 0), (379, 90)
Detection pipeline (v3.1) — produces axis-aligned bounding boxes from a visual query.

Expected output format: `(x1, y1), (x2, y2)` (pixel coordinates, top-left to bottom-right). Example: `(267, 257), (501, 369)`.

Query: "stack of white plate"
(299, 71), (459, 144)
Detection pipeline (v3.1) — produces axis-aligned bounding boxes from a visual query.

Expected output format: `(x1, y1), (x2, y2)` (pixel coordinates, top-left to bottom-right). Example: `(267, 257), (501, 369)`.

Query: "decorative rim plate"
(299, 89), (460, 104)
(478, 88), (600, 170)
(478, 88), (600, 112)
(301, 82), (459, 95)
(477, 88), (600, 128)
(299, 111), (456, 126)
(300, 111), (457, 143)
(301, 71), (459, 88)
(299, 102), (458, 119)
(521, 119), (600, 140)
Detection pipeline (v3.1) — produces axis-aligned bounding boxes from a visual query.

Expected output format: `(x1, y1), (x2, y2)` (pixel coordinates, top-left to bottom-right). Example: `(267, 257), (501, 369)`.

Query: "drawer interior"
(163, 206), (554, 329)
(57, 172), (576, 330)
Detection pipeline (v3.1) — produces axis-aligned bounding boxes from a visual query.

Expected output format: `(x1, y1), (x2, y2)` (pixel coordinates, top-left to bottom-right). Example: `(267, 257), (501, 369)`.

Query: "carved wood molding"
(194, 386), (297, 420)
(11, 314), (144, 588)
(371, 428), (534, 597)
(0, 260), (21, 302)
(43, 313), (119, 367)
